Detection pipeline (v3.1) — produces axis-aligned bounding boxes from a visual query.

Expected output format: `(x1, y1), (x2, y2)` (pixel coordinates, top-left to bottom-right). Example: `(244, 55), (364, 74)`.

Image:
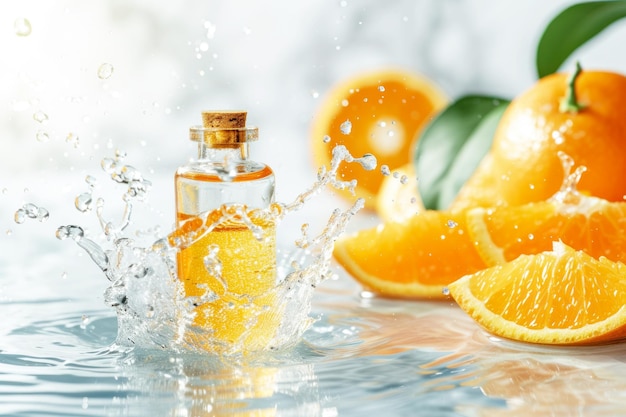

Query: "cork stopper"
(202, 111), (247, 129)
(190, 110), (258, 147)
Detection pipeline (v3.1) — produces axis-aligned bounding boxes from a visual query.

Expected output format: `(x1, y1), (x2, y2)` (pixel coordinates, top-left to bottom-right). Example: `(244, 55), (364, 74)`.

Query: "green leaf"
(537, 0), (626, 78)
(414, 95), (510, 210)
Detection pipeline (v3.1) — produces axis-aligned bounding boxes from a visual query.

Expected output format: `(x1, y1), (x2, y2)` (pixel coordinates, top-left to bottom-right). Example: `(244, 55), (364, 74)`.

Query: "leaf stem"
(559, 61), (585, 113)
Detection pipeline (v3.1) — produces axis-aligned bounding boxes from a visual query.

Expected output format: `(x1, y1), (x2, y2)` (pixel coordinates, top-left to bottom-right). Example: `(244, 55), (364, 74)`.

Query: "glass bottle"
(174, 111), (278, 350)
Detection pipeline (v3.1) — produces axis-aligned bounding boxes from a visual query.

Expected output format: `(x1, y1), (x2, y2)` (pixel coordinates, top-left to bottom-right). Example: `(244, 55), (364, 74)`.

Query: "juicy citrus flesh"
(311, 69), (447, 208)
(452, 70), (626, 210)
(449, 242), (626, 345)
(376, 162), (423, 222)
(171, 211), (281, 352)
(333, 210), (487, 299)
(467, 194), (626, 267)
(335, 188), (626, 300)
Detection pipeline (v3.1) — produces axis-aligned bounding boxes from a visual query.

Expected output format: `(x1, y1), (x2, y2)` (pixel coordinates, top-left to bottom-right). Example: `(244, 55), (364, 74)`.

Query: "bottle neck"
(197, 143), (250, 162)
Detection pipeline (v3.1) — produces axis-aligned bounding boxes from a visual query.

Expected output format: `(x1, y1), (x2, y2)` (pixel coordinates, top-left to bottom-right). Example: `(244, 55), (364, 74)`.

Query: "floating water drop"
(33, 111), (48, 124)
(378, 85), (385, 92)
(447, 219), (458, 228)
(442, 287), (450, 296)
(400, 175), (408, 185)
(85, 175), (97, 188)
(36, 130), (50, 143)
(97, 63), (114, 80)
(66, 132), (79, 148)
(75, 192), (93, 212)
(37, 207), (49, 222)
(323, 135), (331, 143)
(380, 165), (391, 176)
(55, 225), (85, 241)
(204, 21), (217, 39)
(357, 153), (377, 171)
(14, 18), (32, 37)
(339, 120), (352, 135)
(14, 209), (26, 224)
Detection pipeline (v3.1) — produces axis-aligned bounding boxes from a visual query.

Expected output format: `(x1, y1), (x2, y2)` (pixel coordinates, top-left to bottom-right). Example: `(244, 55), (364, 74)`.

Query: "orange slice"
(376, 162), (423, 222)
(466, 194), (626, 267)
(311, 68), (447, 208)
(448, 241), (626, 345)
(333, 210), (486, 299)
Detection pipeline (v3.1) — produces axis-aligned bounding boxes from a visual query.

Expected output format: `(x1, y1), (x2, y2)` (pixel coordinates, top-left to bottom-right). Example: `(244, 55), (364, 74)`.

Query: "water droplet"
(23, 203), (38, 218)
(14, 18), (32, 37)
(75, 192), (93, 213)
(37, 207), (49, 222)
(340, 120), (352, 135)
(56, 225), (84, 241)
(323, 135), (331, 143)
(204, 21), (217, 39)
(341, 99), (349, 107)
(400, 175), (408, 185)
(446, 219), (458, 228)
(5, 229), (12, 236)
(14, 209), (26, 224)
(442, 287), (450, 296)
(97, 63), (114, 80)
(528, 233), (534, 240)
(80, 315), (90, 329)
(357, 153), (377, 171)
(381, 165), (391, 176)
(378, 85), (385, 92)
(33, 111), (48, 123)
(36, 130), (50, 142)
(311, 90), (319, 99)
(392, 171), (400, 179)
(66, 132), (79, 148)
(61, 271), (68, 279)
(85, 175), (97, 188)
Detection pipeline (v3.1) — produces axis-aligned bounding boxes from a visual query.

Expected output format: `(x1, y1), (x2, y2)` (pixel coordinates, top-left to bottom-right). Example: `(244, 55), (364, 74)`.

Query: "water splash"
(57, 145), (371, 355)
(549, 151), (587, 206)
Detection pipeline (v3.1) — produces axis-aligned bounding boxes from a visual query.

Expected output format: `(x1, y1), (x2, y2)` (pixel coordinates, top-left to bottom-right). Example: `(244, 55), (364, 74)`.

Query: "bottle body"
(175, 140), (279, 350)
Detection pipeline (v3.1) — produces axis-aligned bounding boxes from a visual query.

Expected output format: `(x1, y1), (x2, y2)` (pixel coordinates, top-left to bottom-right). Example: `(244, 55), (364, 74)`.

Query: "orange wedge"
(376, 162), (423, 222)
(467, 192), (626, 267)
(448, 241), (626, 345)
(333, 210), (486, 299)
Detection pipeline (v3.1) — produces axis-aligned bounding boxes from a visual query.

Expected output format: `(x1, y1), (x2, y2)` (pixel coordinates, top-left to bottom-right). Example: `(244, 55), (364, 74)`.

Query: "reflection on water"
(4, 265), (626, 416)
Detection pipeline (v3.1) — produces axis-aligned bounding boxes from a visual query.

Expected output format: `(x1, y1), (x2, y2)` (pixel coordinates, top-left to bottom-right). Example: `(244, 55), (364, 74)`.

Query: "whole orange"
(452, 68), (626, 209)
